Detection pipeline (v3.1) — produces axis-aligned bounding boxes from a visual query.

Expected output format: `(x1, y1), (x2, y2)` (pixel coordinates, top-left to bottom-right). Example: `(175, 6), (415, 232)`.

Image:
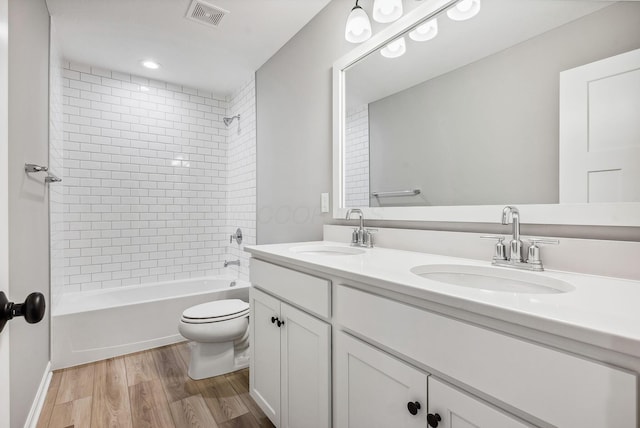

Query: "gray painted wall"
(368, 3), (640, 208)
(256, 1), (640, 242)
(8, 0), (51, 425)
(256, 0), (354, 244)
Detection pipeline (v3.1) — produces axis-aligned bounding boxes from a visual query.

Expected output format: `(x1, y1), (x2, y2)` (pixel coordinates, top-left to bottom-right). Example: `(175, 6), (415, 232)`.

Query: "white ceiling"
(46, 0), (331, 96)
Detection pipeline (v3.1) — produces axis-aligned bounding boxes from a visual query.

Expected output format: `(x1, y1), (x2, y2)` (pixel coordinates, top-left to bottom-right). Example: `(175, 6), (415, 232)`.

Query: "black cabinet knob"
(277, 319), (285, 327)
(407, 401), (421, 415)
(427, 413), (441, 427)
(271, 316), (278, 324)
(0, 291), (46, 334)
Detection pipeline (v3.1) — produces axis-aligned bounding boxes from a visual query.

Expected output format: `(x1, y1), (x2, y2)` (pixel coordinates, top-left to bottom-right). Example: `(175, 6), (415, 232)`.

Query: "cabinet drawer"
(336, 285), (637, 427)
(250, 259), (331, 318)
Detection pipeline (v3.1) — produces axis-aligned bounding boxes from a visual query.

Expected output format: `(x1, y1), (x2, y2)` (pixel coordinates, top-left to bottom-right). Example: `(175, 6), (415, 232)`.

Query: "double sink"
(289, 244), (573, 295)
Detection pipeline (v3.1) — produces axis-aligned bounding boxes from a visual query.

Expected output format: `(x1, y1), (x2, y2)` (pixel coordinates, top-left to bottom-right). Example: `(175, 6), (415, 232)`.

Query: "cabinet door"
(250, 288), (282, 426)
(335, 332), (428, 428)
(281, 303), (331, 428)
(428, 378), (531, 428)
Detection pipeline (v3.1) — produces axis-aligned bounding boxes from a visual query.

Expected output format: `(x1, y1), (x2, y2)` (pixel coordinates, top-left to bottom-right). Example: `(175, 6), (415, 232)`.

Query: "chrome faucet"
(481, 206), (559, 271)
(502, 206), (523, 262)
(345, 208), (375, 248)
(224, 260), (240, 268)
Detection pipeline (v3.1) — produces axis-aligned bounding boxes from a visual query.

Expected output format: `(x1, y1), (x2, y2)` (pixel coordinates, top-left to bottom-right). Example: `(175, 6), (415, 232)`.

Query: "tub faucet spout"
(224, 260), (240, 268)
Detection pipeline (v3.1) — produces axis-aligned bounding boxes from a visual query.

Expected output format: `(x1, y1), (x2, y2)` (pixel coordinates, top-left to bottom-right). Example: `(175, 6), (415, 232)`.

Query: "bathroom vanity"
(246, 240), (640, 428)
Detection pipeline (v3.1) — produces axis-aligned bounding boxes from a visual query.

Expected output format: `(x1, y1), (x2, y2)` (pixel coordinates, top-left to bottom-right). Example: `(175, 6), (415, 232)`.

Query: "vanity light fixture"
(141, 60), (160, 70)
(409, 18), (438, 42)
(446, 0), (481, 21)
(345, 0), (373, 43)
(380, 36), (406, 58)
(373, 0), (403, 23)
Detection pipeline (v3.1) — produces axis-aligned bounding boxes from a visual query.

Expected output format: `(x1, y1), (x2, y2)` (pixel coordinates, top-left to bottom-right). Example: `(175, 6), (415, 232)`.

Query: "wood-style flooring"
(37, 342), (275, 428)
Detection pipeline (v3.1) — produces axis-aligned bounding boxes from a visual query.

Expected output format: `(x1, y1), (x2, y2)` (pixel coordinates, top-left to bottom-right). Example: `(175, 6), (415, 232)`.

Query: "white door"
(280, 303), (330, 428)
(428, 378), (531, 428)
(559, 48), (640, 203)
(0, 0), (11, 425)
(335, 331), (428, 428)
(249, 287), (281, 426)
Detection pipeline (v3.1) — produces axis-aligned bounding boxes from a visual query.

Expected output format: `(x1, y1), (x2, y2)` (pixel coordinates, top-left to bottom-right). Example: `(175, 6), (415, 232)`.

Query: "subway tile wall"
(224, 78), (257, 281)
(344, 105), (370, 207)
(62, 61), (255, 291)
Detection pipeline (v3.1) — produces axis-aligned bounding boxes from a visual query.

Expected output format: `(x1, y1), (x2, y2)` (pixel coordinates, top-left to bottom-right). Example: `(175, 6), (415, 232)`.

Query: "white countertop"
(246, 241), (640, 359)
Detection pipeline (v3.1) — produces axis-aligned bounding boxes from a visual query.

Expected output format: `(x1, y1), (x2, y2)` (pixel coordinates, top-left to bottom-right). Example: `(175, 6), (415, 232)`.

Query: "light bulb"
(409, 18), (438, 42)
(345, 3), (372, 43)
(373, 0), (403, 23)
(141, 60), (160, 70)
(447, 0), (481, 21)
(380, 37), (406, 58)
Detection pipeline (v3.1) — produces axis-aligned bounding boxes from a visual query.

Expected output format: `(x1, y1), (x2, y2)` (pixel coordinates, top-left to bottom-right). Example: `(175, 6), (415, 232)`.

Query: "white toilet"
(178, 299), (250, 380)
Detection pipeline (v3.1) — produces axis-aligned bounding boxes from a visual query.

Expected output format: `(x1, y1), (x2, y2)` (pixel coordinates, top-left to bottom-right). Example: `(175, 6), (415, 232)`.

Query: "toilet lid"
(182, 299), (249, 322)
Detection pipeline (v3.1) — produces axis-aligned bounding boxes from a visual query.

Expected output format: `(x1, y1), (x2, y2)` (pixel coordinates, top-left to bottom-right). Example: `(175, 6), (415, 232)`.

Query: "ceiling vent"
(186, 0), (229, 28)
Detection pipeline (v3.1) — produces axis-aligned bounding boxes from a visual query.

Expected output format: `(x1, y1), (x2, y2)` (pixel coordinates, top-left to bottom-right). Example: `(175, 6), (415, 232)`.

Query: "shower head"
(223, 114), (240, 127)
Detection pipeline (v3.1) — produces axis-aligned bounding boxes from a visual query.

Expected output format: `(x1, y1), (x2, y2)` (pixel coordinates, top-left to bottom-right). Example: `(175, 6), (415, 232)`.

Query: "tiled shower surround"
(61, 61), (256, 291)
(224, 79), (257, 281)
(344, 105), (370, 207)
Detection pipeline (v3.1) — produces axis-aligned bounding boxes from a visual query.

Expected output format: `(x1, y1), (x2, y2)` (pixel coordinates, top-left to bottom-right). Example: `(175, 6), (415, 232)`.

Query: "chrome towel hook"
(24, 163), (62, 183)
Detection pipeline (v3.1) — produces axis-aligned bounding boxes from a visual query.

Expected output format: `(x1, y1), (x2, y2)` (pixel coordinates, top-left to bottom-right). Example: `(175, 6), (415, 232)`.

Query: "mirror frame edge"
(331, 0), (640, 227)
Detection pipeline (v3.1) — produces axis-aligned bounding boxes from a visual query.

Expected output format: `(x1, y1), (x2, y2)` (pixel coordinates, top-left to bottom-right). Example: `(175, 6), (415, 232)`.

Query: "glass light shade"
(447, 0), (481, 21)
(409, 18), (438, 42)
(373, 0), (403, 23)
(380, 37), (406, 58)
(345, 6), (372, 43)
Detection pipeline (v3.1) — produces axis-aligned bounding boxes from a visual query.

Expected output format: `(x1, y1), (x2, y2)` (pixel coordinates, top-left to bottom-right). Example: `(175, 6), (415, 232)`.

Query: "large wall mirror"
(332, 0), (640, 225)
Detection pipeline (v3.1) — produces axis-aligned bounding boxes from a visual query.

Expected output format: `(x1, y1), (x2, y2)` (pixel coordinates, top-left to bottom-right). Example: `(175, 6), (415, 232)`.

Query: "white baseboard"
(24, 361), (51, 428)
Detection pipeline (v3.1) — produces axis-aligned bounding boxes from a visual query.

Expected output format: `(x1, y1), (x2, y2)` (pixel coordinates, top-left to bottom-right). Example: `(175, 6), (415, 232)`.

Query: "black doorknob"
(407, 401), (421, 415)
(271, 316), (279, 324)
(427, 413), (442, 427)
(0, 291), (46, 333)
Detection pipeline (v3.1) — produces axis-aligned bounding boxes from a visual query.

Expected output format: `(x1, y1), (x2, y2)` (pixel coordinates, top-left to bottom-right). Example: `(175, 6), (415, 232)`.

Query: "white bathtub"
(52, 277), (249, 369)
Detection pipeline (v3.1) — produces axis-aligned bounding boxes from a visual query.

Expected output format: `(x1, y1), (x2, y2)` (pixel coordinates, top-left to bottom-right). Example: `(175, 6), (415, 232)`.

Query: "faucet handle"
(524, 237), (559, 246)
(480, 235), (505, 242)
(523, 237), (559, 266)
(362, 228), (377, 248)
(480, 235), (507, 262)
(351, 228), (360, 245)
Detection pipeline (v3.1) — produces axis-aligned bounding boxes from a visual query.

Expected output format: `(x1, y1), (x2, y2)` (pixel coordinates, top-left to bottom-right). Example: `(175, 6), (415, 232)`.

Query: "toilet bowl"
(178, 299), (250, 380)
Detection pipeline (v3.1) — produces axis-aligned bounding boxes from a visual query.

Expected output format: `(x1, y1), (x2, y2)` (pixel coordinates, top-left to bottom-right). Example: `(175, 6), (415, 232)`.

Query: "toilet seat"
(181, 299), (249, 324)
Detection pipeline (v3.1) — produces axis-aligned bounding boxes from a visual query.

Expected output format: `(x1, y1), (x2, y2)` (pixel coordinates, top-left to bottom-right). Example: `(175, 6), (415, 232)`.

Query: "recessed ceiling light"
(141, 60), (160, 70)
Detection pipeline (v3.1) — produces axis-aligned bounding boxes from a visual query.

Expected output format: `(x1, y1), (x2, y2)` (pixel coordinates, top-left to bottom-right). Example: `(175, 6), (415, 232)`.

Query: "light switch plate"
(321, 193), (330, 213)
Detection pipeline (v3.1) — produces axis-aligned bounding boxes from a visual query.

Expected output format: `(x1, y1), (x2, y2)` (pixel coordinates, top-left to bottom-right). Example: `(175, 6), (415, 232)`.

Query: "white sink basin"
(290, 245), (366, 256)
(411, 264), (574, 294)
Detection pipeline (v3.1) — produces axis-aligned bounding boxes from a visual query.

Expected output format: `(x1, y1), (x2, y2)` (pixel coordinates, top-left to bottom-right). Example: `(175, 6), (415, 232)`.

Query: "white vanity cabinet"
(247, 250), (638, 428)
(335, 284), (637, 427)
(336, 331), (530, 428)
(427, 378), (531, 428)
(249, 260), (331, 428)
(335, 331), (428, 428)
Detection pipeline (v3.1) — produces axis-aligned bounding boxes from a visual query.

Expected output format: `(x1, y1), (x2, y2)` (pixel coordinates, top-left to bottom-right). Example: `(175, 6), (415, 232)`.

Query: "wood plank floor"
(37, 342), (275, 428)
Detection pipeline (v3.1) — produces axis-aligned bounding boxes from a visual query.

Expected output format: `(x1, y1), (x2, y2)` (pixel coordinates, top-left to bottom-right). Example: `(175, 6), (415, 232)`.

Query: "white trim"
(23, 361), (51, 428)
(0, 0), (11, 425)
(332, 0), (640, 227)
